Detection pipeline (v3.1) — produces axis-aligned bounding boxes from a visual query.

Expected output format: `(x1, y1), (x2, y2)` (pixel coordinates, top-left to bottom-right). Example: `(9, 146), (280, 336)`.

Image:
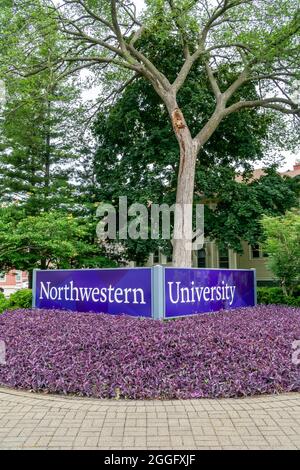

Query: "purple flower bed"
(0, 306), (299, 399)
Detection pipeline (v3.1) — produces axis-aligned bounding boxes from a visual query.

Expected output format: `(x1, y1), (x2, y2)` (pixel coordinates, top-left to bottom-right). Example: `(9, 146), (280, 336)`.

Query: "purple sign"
(34, 268), (152, 317)
(164, 268), (255, 318)
(34, 267), (256, 319)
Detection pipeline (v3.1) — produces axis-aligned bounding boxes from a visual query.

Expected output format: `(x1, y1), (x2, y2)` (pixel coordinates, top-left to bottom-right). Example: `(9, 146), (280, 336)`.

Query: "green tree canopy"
(1, 0), (299, 266)
(261, 210), (300, 296)
(0, 207), (115, 276)
(0, 10), (114, 280)
(92, 38), (299, 263)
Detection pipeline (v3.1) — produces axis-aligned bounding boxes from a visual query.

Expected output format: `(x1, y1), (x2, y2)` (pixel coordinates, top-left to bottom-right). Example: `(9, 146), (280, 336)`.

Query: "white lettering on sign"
(168, 280), (236, 306)
(39, 281), (146, 305)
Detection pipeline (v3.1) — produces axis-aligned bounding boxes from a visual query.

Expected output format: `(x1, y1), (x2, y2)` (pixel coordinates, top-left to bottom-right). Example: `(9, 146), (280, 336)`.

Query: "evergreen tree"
(0, 72), (83, 214)
(0, 16), (115, 280)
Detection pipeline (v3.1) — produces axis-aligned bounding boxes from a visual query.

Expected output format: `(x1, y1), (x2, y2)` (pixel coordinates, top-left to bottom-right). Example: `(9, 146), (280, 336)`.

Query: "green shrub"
(292, 285), (300, 298)
(257, 287), (286, 305)
(286, 295), (300, 307)
(8, 289), (32, 309)
(261, 211), (300, 296)
(258, 287), (300, 306)
(0, 292), (10, 314)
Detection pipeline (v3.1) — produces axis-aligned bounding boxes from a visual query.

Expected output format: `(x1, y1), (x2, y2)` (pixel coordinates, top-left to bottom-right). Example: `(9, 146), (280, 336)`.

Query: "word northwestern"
(39, 281), (146, 305)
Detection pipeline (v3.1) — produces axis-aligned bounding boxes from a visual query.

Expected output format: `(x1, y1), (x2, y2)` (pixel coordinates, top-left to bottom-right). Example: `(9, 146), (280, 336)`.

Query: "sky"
(135, 0), (145, 11)
(279, 152), (298, 171)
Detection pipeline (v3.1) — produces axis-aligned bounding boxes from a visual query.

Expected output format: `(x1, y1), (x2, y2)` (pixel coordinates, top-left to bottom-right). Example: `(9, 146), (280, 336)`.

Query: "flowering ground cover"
(0, 306), (299, 399)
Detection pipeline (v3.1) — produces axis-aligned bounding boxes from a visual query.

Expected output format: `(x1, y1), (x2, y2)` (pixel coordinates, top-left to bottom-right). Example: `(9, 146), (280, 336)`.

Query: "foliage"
(261, 211), (300, 296)
(0, 208), (116, 277)
(257, 287), (286, 305)
(207, 170), (300, 251)
(1, 0), (299, 266)
(0, 32), (88, 215)
(0, 292), (9, 314)
(93, 45), (300, 260)
(257, 287), (300, 307)
(0, 289), (33, 314)
(8, 289), (32, 309)
(0, 5), (110, 275)
(0, 305), (299, 398)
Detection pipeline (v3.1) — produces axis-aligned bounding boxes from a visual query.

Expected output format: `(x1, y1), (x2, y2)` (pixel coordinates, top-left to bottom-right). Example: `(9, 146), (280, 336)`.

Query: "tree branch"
(222, 68), (249, 102)
(130, 25), (146, 46)
(117, 0), (142, 27)
(83, 73), (139, 129)
(205, 61), (221, 99)
(111, 0), (127, 54)
(126, 43), (171, 92)
(200, 0), (252, 43)
(193, 104), (226, 152)
(166, 0), (191, 59)
(62, 0), (114, 30)
(172, 54), (196, 93)
(224, 97), (300, 116)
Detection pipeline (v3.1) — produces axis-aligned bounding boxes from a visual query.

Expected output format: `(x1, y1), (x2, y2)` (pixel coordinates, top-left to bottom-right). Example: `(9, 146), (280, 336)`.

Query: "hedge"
(257, 287), (300, 307)
(0, 289), (32, 314)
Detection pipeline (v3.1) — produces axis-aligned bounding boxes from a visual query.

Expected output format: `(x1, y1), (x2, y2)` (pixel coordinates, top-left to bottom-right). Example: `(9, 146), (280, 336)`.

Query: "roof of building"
(236, 163), (300, 183)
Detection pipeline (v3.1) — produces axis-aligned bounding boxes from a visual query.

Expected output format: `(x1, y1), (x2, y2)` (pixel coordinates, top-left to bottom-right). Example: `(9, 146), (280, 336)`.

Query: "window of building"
(153, 250), (160, 264)
(219, 247), (229, 269)
(16, 271), (22, 282)
(197, 248), (206, 268)
(250, 244), (267, 259)
(251, 244), (261, 258)
(0, 273), (6, 283)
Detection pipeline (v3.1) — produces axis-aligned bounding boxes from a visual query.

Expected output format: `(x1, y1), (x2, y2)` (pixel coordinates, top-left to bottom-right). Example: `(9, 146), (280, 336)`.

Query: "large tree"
(1, 0), (299, 266)
(0, 73), (83, 214)
(0, 14), (113, 279)
(92, 58), (299, 264)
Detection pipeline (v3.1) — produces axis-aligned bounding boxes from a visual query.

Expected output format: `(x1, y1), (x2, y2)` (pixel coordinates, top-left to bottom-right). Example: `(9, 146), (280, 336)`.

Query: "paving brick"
(0, 386), (299, 450)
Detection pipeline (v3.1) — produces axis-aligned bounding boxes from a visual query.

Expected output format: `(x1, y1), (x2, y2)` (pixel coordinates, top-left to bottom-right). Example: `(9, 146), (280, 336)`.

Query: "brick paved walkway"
(0, 387), (300, 449)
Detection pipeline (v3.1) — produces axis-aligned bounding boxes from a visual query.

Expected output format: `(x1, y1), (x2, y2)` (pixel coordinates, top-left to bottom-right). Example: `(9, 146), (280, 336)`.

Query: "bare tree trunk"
(166, 101), (225, 267)
(170, 107), (197, 267)
(173, 143), (197, 267)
